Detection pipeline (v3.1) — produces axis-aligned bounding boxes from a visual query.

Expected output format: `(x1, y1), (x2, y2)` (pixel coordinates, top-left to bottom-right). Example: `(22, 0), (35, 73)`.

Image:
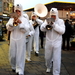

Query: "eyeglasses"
(32, 16), (36, 17)
(16, 10), (21, 12)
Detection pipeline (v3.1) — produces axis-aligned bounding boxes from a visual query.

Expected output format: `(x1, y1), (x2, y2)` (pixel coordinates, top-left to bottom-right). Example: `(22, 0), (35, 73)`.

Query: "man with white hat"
(6, 4), (30, 75)
(30, 12), (43, 56)
(40, 8), (65, 75)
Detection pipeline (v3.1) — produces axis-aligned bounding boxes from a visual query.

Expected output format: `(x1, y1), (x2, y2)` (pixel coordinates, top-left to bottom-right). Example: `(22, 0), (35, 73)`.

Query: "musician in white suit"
(40, 8), (65, 75)
(30, 12), (43, 56)
(23, 13), (35, 61)
(6, 4), (30, 75)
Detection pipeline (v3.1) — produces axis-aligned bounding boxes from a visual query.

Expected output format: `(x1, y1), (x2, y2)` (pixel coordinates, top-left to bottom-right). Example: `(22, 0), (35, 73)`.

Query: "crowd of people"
(6, 4), (74, 75)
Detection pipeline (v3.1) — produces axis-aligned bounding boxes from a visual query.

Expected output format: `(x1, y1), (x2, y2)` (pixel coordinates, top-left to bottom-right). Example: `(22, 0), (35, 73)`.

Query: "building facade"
(0, 0), (14, 36)
(24, 1), (75, 21)
(0, 0), (14, 26)
(0, 0), (14, 15)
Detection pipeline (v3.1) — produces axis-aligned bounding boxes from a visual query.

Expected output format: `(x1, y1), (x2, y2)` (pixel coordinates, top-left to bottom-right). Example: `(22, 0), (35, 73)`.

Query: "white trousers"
(33, 33), (39, 53)
(45, 41), (61, 75)
(9, 38), (26, 74)
(26, 36), (33, 60)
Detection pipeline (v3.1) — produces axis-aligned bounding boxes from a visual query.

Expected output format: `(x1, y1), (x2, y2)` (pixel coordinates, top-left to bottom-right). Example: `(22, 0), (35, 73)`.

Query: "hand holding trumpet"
(13, 19), (22, 26)
(15, 19), (22, 24)
(10, 12), (22, 26)
(46, 18), (55, 30)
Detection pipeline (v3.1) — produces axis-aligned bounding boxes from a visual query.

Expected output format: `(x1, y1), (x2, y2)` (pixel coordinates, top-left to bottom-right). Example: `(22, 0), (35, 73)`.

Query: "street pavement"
(0, 34), (75, 75)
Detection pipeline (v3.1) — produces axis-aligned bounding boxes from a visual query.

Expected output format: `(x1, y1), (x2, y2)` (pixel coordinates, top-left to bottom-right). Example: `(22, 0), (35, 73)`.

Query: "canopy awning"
(24, 1), (75, 11)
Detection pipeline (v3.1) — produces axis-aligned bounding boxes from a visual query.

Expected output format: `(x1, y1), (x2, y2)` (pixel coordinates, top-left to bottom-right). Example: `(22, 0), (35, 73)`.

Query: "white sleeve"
(40, 19), (48, 32)
(29, 23), (35, 36)
(36, 18), (43, 25)
(53, 19), (65, 35)
(6, 18), (15, 31)
(19, 18), (30, 33)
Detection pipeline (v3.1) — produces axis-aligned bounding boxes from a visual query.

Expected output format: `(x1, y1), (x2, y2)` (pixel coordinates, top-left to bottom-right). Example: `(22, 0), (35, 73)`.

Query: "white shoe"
(27, 59), (31, 61)
(26, 59), (31, 62)
(46, 68), (51, 73)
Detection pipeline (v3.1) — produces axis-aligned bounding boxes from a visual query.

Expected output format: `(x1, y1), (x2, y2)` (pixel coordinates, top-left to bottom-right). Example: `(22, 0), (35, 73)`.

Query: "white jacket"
(30, 18), (43, 35)
(40, 18), (65, 42)
(6, 17), (30, 40)
(40, 8), (65, 42)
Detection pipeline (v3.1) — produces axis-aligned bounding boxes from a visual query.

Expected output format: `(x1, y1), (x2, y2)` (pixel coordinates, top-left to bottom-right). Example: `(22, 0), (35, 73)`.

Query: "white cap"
(32, 12), (37, 16)
(50, 8), (58, 16)
(14, 4), (22, 12)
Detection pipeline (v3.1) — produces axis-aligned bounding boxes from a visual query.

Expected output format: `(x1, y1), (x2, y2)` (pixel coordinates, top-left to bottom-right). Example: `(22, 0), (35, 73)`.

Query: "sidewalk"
(0, 34), (75, 75)
(62, 50), (75, 75)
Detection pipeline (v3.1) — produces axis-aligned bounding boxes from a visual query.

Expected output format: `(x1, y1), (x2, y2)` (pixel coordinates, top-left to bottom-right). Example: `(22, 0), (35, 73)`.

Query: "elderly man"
(40, 8), (65, 75)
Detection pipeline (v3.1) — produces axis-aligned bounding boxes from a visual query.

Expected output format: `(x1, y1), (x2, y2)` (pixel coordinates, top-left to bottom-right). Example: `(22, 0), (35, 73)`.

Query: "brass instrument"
(34, 3), (48, 17)
(34, 4), (55, 30)
(33, 21), (39, 29)
(10, 12), (19, 26)
(46, 18), (55, 30)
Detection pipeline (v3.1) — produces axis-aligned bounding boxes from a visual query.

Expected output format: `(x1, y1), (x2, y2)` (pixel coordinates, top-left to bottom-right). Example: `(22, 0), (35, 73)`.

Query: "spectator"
(62, 19), (73, 50)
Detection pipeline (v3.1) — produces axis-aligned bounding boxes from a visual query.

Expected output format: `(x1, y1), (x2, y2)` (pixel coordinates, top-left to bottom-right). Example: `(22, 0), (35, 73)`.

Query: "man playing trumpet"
(40, 8), (65, 75)
(6, 4), (30, 75)
(10, 12), (20, 26)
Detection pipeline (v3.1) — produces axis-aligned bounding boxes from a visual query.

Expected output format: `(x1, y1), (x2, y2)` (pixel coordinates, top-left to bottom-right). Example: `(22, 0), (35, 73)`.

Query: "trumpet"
(33, 21), (39, 29)
(46, 18), (55, 30)
(10, 12), (19, 26)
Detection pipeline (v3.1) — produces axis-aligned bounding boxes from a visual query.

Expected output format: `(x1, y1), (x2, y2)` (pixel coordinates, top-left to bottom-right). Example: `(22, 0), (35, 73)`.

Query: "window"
(7, 0), (9, 2)
(0, 2), (2, 7)
(0, 0), (2, 2)
(0, 8), (2, 12)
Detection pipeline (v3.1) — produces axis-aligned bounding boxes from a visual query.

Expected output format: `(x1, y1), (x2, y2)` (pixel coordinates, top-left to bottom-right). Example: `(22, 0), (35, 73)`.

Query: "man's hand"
(17, 19), (22, 24)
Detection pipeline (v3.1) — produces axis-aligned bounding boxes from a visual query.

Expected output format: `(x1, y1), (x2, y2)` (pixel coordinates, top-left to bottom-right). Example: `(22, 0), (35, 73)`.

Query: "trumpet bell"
(46, 25), (52, 30)
(46, 18), (55, 30)
(34, 3), (48, 17)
